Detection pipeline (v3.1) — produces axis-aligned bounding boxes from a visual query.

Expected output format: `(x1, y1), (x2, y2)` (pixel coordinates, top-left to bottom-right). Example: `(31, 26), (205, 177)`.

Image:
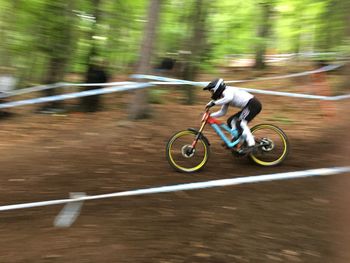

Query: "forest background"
(0, 0), (349, 117)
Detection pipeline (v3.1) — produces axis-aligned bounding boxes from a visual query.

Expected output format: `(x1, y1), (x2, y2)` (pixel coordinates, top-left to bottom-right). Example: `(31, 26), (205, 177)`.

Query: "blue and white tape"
(132, 64), (342, 85)
(0, 62), (348, 110)
(0, 81), (134, 99)
(0, 166), (349, 212)
(238, 87), (350, 101)
(0, 63), (341, 100)
(0, 82), (66, 99)
(225, 64), (343, 83)
(132, 74), (350, 101)
(132, 74), (206, 86)
(0, 82), (153, 109)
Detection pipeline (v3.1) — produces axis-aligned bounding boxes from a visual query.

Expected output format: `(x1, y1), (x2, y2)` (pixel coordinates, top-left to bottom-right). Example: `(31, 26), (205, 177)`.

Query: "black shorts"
(227, 97), (262, 129)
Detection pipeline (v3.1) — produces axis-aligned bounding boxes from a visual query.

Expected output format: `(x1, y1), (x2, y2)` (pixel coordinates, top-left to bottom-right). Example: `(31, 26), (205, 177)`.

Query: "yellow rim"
(250, 125), (288, 166)
(167, 131), (208, 172)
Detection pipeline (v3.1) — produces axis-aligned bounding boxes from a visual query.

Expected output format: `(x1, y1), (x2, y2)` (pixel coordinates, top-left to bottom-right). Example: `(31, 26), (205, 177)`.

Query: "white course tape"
(131, 74), (207, 86)
(0, 64), (348, 110)
(225, 64), (342, 83)
(132, 74), (350, 101)
(238, 87), (350, 101)
(0, 82), (153, 109)
(0, 81), (134, 99)
(0, 63), (341, 99)
(0, 82), (66, 99)
(0, 167), (349, 212)
(132, 64), (342, 85)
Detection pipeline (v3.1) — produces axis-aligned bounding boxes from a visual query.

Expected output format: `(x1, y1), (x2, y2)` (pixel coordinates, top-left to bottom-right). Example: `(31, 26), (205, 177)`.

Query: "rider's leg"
(227, 112), (242, 139)
(240, 120), (255, 147)
(237, 98), (262, 153)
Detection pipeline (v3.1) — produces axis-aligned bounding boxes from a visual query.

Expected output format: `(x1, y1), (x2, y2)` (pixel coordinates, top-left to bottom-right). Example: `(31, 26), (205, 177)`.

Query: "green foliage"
(0, 0), (347, 85)
(148, 89), (167, 104)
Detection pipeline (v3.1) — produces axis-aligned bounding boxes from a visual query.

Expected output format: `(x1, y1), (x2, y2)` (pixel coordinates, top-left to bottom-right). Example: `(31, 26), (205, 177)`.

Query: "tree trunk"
(344, 1), (350, 88)
(86, 0), (102, 65)
(180, 0), (209, 105)
(81, 0), (104, 112)
(39, 1), (74, 111)
(293, 2), (303, 55)
(128, 0), (161, 119)
(0, 0), (20, 67)
(254, 1), (273, 70)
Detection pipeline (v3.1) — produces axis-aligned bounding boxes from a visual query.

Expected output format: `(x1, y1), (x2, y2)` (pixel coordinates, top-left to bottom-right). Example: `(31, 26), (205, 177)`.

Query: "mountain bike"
(166, 108), (289, 173)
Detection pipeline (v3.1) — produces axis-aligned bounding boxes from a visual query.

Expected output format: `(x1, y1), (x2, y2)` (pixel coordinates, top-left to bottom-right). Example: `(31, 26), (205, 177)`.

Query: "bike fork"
(191, 121), (207, 148)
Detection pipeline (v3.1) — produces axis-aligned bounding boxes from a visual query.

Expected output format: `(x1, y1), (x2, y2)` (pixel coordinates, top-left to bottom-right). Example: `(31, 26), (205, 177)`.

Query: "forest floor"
(0, 66), (349, 263)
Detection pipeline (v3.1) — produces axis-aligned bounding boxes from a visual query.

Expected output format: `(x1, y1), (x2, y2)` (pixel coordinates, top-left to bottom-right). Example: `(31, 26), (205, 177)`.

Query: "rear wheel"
(249, 124), (289, 166)
(166, 130), (210, 173)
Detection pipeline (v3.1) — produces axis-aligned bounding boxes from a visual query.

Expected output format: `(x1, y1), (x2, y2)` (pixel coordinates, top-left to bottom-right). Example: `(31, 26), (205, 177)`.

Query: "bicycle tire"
(166, 130), (210, 173)
(249, 124), (289, 166)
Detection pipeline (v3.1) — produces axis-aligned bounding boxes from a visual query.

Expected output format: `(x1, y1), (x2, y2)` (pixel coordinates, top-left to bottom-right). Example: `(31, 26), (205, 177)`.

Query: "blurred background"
(0, 1), (350, 263)
(0, 0), (349, 87)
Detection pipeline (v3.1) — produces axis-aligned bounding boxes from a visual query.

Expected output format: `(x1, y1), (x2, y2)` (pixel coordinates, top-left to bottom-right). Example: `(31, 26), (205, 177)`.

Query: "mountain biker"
(204, 78), (262, 154)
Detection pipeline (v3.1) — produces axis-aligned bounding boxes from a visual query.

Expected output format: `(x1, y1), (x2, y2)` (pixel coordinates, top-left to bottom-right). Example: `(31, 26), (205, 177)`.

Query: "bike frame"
(193, 110), (241, 149)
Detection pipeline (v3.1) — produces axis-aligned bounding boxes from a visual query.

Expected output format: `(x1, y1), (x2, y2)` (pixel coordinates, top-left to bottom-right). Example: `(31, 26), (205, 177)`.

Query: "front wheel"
(166, 130), (210, 173)
(249, 124), (289, 166)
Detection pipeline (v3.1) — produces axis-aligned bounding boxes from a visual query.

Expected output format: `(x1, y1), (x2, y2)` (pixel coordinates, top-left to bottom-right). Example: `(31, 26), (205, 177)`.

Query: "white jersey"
(211, 86), (253, 118)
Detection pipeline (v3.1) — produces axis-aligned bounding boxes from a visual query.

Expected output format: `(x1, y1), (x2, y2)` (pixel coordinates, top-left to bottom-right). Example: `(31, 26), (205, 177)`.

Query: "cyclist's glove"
(205, 100), (215, 109)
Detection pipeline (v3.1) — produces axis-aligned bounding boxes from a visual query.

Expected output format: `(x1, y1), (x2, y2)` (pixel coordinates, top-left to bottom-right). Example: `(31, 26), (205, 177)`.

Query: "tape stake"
(54, 192), (86, 228)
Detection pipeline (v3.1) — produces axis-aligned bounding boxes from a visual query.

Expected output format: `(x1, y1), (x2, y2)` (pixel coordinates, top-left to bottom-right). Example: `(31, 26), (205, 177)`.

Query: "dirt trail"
(0, 90), (349, 262)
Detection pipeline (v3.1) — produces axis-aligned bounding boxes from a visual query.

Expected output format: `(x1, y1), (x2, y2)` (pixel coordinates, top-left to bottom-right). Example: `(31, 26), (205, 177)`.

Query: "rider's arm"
(211, 103), (229, 118)
(213, 88), (234, 106)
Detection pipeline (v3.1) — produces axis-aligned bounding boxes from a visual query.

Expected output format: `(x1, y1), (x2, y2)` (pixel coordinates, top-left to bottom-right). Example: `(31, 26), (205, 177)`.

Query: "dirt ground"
(0, 74), (349, 263)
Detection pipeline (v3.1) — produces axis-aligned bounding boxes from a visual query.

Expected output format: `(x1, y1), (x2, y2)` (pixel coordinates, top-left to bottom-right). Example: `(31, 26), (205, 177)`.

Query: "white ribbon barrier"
(226, 64), (342, 83)
(0, 63), (342, 100)
(0, 167), (349, 213)
(0, 82), (153, 109)
(132, 74), (350, 101)
(0, 82), (66, 99)
(0, 79), (348, 111)
(238, 87), (350, 101)
(132, 63), (342, 85)
(0, 63), (348, 110)
(0, 81), (135, 99)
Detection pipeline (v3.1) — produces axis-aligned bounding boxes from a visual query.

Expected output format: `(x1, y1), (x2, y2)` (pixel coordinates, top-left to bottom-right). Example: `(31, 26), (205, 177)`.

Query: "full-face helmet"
(203, 78), (226, 100)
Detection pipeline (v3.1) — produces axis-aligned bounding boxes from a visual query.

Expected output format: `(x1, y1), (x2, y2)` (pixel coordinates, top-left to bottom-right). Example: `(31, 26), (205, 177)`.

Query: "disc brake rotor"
(260, 138), (274, 152)
(181, 145), (195, 158)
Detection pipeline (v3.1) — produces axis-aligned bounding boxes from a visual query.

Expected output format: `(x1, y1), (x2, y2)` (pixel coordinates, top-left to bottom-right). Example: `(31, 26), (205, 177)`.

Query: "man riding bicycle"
(204, 78), (262, 154)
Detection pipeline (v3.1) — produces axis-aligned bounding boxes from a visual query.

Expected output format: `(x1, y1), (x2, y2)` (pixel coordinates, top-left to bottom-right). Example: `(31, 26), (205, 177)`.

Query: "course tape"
(225, 64), (342, 83)
(0, 82), (153, 109)
(132, 64), (342, 85)
(0, 64), (348, 109)
(132, 75), (350, 101)
(0, 81), (134, 99)
(0, 166), (349, 212)
(238, 87), (350, 101)
(1, 63), (341, 99)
